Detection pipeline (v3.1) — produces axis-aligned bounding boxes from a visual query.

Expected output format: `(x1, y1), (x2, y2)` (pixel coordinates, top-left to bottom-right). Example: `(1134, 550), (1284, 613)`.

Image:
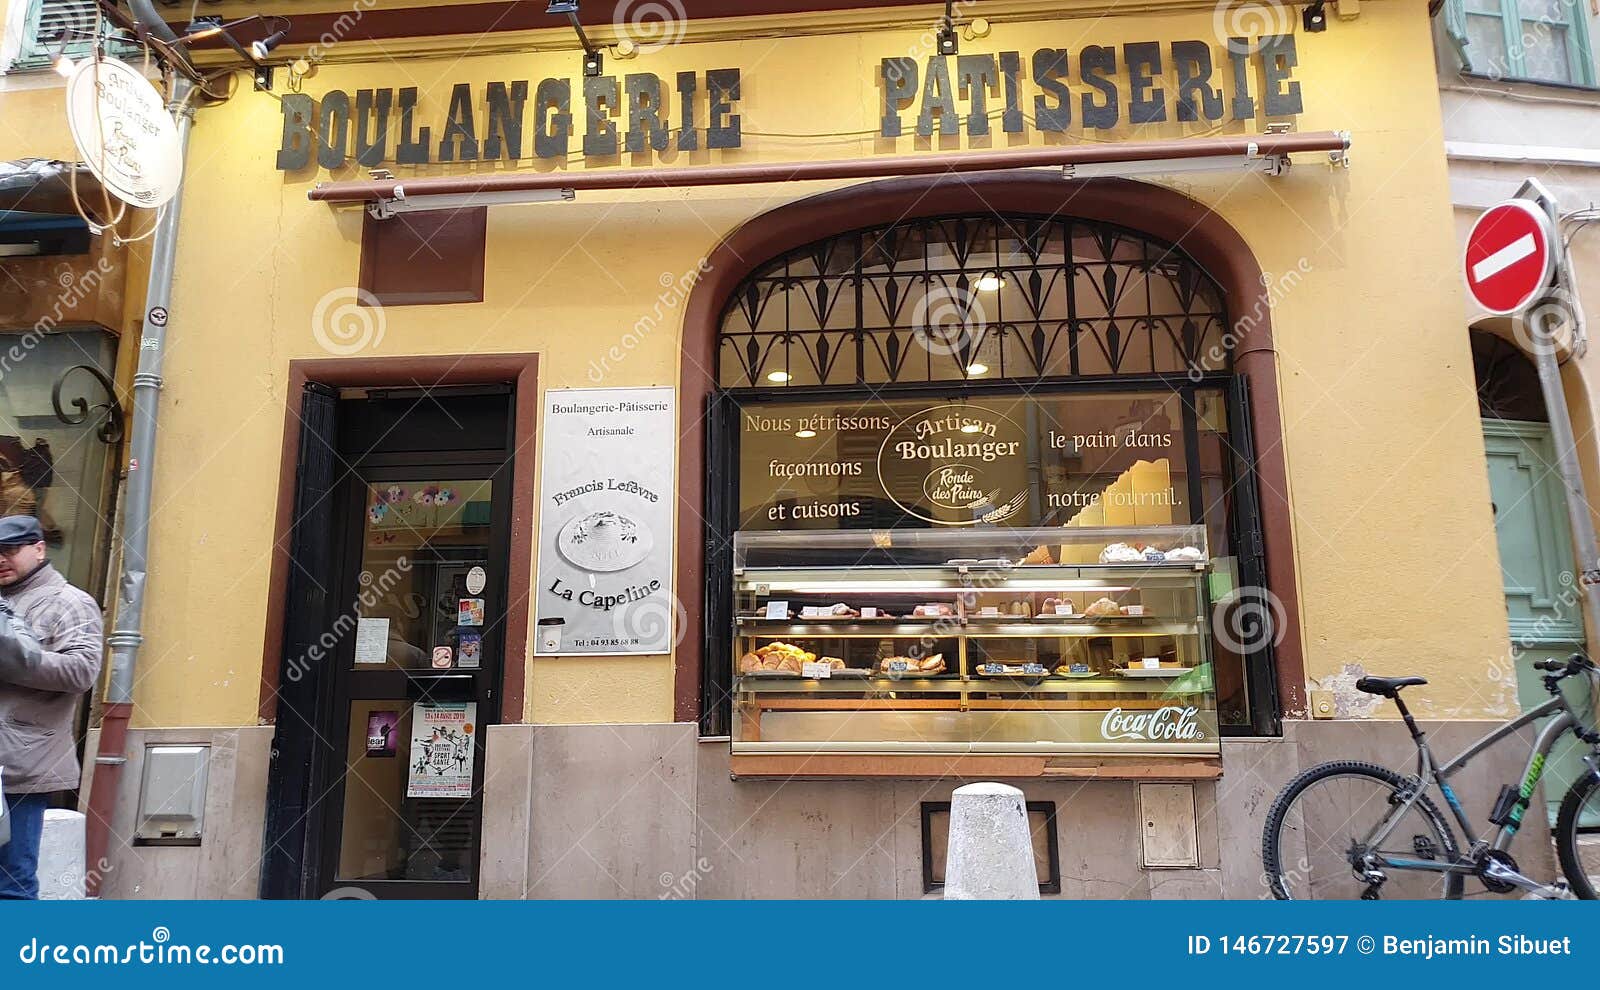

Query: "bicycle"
(1261, 652), (1600, 899)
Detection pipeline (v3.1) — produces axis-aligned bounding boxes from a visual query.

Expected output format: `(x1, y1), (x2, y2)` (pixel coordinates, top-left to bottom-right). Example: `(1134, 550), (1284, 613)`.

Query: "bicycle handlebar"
(1534, 653), (1594, 675)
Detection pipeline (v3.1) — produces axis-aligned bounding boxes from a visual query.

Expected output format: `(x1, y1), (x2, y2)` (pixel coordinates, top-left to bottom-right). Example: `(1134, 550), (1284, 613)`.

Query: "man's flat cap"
(0, 515), (44, 547)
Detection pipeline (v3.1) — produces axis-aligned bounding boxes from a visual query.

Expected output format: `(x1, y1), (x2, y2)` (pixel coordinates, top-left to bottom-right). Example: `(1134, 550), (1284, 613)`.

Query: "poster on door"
(534, 386), (677, 656)
(405, 702), (477, 798)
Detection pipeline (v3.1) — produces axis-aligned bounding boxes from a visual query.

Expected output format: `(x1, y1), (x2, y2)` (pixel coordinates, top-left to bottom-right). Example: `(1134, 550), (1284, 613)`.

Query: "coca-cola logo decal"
(1099, 705), (1206, 742)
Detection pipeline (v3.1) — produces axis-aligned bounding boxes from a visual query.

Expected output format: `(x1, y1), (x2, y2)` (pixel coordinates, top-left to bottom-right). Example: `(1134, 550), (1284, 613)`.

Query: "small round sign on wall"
(1463, 199), (1557, 316)
(65, 57), (182, 210)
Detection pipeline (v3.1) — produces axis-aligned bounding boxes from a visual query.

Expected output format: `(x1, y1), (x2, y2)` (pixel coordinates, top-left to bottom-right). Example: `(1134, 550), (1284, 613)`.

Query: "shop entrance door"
(1482, 418), (1591, 827)
(283, 389), (514, 900)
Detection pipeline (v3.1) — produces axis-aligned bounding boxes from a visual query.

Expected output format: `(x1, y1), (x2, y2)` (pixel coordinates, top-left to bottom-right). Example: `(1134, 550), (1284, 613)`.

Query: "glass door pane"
(354, 479), (495, 671)
(336, 699), (480, 882)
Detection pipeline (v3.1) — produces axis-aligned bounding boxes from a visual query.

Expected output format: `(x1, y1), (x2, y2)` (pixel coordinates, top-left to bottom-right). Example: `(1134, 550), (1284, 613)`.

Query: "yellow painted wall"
(0, 0), (1515, 725)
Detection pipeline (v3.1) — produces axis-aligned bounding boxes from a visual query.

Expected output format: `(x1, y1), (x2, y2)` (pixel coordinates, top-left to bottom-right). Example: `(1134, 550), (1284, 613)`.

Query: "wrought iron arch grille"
(717, 215), (1232, 389)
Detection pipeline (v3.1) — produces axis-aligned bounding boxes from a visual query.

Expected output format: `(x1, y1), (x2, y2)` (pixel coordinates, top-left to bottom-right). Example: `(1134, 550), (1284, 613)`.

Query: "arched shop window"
(706, 214), (1279, 737)
(718, 216), (1233, 388)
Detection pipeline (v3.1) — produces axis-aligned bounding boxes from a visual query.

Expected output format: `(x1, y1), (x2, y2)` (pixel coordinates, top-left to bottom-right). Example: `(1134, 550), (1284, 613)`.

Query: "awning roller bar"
(311, 130), (1352, 215)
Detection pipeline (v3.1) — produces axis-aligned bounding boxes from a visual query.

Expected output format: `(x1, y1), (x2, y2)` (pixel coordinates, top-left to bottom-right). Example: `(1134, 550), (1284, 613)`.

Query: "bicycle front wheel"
(1262, 760), (1464, 899)
(1555, 770), (1600, 899)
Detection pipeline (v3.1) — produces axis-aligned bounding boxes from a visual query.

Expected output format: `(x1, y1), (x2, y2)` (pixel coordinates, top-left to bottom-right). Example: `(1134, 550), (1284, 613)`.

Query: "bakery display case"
(731, 526), (1218, 759)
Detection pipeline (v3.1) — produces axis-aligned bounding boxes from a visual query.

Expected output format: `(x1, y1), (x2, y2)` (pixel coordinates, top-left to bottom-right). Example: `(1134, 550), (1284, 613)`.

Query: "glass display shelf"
(730, 525), (1219, 758)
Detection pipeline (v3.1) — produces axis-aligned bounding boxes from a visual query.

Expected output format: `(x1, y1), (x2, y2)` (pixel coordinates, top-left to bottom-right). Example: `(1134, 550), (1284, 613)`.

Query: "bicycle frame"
(1360, 693), (1593, 877)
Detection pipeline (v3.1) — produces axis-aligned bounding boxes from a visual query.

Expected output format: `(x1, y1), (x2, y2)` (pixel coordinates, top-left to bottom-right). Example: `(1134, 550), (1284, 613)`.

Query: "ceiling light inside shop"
(966, 362), (989, 376)
(959, 421), (984, 434)
(767, 371), (791, 383)
(794, 429), (817, 438)
(976, 273), (1004, 292)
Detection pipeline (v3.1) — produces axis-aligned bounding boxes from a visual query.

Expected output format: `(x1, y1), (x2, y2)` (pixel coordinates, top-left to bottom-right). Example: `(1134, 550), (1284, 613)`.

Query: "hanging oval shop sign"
(877, 404), (1028, 526)
(1463, 199), (1556, 316)
(66, 57), (182, 210)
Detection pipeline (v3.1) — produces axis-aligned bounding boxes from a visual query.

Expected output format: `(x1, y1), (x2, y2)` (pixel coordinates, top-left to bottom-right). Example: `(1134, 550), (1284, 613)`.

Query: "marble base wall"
(79, 726), (274, 900)
(80, 718), (1558, 899)
(479, 718), (1560, 899)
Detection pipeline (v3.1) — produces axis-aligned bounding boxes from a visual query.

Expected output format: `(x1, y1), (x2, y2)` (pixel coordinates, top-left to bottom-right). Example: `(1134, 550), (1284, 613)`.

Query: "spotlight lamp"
(937, 0), (959, 55)
(251, 28), (289, 61)
(547, 0), (603, 77)
(1303, 0), (1328, 32)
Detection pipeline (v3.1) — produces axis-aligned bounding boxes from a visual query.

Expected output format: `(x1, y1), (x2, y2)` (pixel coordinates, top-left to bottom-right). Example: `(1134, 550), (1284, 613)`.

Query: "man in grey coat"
(0, 516), (103, 899)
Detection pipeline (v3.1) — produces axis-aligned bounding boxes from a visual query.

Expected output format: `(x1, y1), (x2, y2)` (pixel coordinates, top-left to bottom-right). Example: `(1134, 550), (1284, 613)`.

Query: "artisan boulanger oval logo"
(876, 404), (1026, 526)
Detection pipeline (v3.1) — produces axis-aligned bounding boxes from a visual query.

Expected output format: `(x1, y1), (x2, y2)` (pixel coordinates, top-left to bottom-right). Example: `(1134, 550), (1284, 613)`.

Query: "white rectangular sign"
(535, 386), (677, 656)
(406, 702), (477, 799)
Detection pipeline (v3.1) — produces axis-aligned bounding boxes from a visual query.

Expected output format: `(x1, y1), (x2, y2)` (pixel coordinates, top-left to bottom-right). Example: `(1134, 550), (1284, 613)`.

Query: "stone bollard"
(38, 809), (86, 900)
(944, 782), (1038, 900)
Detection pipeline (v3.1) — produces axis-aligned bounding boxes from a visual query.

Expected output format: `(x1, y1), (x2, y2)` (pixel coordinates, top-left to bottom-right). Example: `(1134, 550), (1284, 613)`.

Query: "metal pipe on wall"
(83, 49), (196, 895)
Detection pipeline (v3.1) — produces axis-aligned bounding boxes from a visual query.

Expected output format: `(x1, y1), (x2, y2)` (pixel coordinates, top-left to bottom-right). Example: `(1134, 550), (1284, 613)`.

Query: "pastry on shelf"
(1098, 542), (1146, 563)
(1165, 546), (1204, 562)
(819, 656), (846, 669)
(1084, 596), (1124, 617)
(911, 603), (955, 617)
(1020, 544), (1053, 565)
(743, 641), (816, 672)
(879, 653), (946, 675)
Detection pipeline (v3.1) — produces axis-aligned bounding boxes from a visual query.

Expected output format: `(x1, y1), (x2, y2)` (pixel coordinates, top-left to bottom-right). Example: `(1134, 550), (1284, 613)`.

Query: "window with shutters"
(8, 0), (138, 72)
(1447, 0), (1596, 87)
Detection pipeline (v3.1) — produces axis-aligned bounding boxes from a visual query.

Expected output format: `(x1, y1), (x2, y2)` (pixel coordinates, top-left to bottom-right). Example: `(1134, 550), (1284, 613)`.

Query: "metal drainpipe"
(84, 64), (196, 896)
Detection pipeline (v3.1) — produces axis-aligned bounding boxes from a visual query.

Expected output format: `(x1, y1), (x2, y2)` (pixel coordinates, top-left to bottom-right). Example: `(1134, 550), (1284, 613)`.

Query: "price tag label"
(1054, 604), (1074, 616)
(800, 606), (825, 618)
(1141, 657), (1161, 670)
(860, 606), (879, 618)
(765, 600), (789, 619)
(802, 662), (832, 679)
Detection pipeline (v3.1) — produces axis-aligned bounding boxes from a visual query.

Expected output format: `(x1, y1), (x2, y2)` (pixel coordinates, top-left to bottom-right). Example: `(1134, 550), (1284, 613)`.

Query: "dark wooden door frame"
(315, 457), (513, 899)
(258, 354), (538, 726)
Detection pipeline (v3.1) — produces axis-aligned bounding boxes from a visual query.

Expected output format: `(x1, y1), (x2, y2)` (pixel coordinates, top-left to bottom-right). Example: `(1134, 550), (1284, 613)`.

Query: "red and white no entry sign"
(1464, 199), (1557, 315)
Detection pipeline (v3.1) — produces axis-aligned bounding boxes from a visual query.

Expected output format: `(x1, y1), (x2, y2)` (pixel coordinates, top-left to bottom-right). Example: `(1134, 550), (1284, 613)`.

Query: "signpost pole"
(1516, 179), (1600, 645)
